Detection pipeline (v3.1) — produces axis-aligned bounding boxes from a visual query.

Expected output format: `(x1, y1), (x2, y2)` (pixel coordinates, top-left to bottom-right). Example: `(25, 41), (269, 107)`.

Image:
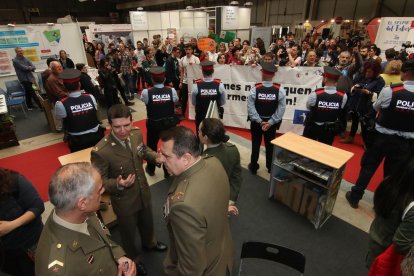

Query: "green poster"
(43, 29), (61, 45)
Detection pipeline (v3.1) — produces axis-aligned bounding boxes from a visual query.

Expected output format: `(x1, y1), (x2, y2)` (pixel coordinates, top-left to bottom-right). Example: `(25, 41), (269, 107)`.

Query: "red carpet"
(0, 119), (383, 201)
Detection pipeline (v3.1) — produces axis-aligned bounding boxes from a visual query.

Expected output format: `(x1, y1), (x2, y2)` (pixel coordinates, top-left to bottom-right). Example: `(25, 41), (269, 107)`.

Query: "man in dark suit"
(91, 104), (167, 275)
(159, 126), (234, 275)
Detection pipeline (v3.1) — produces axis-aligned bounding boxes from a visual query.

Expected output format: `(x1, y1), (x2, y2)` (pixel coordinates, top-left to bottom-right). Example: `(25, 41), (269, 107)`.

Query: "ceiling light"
(359, 19), (363, 23)
(377, 19), (381, 22)
(137, 7), (143, 11)
(244, 1), (253, 6)
(186, 6), (193, 9)
(330, 19), (335, 23)
(230, 1), (239, 5)
(7, 23), (15, 27)
(321, 20), (325, 23)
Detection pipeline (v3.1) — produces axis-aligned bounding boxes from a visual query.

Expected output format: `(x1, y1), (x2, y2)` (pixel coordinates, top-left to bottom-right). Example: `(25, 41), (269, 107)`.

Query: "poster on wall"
(375, 17), (414, 59)
(222, 6), (239, 30)
(87, 24), (133, 49)
(130, 11), (149, 31)
(0, 23), (85, 76)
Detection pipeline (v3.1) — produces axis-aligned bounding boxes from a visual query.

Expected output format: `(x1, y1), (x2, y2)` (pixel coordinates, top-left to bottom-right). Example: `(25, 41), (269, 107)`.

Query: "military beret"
(59, 69), (81, 83)
(200, 61), (215, 71)
(261, 62), (277, 75)
(401, 58), (414, 72)
(323, 66), (341, 80)
(149, 66), (165, 78)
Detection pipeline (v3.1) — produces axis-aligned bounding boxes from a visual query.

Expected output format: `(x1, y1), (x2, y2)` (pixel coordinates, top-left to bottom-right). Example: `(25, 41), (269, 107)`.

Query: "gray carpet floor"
(109, 169), (369, 276)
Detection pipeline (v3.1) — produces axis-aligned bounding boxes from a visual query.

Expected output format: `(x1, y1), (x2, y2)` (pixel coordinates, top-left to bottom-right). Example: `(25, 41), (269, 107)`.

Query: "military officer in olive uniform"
(91, 104), (167, 275)
(303, 66), (348, 145)
(247, 62), (286, 174)
(199, 118), (242, 215)
(159, 126), (234, 275)
(141, 66), (178, 177)
(191, 60), (226, 137)
(35, 163), (136, 276)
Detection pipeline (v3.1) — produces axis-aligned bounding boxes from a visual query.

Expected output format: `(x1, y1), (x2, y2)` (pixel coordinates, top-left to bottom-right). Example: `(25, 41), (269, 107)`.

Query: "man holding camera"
(346, 58), (414, 208)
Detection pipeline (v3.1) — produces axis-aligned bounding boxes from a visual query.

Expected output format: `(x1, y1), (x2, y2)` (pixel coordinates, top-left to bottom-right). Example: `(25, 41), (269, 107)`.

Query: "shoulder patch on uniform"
(272, 83), (280, 89)
(391, 84), (404, 92)
(336, 91), (345, 97)
(48, 260), (64, 272)
(213, 78), (221, 83)
(195, 79), (203, 83)
(315, 89), (325, 95)
(255, 83), (263, 88)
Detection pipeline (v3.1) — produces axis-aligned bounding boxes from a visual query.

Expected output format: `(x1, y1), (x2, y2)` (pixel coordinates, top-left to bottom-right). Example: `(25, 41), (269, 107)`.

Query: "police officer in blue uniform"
(247, 62), (286, 174)
(346, 58), (414, 208)
(55, 69), (104, 152)
(141, 67), (178, 177)
(303, 66), (348, 145)
(191, 61), (226, 137)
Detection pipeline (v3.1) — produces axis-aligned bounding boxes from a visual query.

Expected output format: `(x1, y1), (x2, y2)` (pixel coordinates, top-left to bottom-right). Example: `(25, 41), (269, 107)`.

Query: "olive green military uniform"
(203, 142), (242, 204)
(35, 212), (124, 275)
(163, 156), (234, 275)
(91, 127), (158, 258)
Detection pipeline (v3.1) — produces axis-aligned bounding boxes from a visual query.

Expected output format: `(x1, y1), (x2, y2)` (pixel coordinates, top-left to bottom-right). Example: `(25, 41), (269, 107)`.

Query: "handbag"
(368, 201), (414, 276)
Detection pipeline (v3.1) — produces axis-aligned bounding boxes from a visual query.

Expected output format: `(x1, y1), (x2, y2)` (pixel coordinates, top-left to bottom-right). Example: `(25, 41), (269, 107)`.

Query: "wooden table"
(58, 147), (117, 227)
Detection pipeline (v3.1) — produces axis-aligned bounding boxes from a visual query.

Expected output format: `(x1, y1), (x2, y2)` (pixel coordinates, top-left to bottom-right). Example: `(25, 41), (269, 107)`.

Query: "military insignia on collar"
(171, 192), (184, 200)
(87, 255), (94, 264)
(111, 142), (116, 146)
(93, 146), (98, 151)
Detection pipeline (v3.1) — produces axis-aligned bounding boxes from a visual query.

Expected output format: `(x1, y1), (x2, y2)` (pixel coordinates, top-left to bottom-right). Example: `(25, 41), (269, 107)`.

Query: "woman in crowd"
(58, 49), (75, 69)
(217, 53), (227, 65)
(94, 43), (106, 68)
(199, 118), (241, 216)
(254, 37), (267, 55)
(0, 168), (44, 276)
(380, 59), (403, 86)
(225, 41), (235, 62)
(218, 42), (227, 55)
(342, 60), (385, 145)
(228, 48), (243, 65)
(367, 157), (414, 272)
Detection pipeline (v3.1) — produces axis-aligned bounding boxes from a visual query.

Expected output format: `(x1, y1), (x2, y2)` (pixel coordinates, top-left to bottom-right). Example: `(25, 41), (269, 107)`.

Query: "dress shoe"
(125, 101), (134, 106)
(145, 166), (155, 176)
(143, 241), (168, 252)
(248, 163), (259, 175)
(340, 137), (354, 144)
(345, 191), (359, 209)
(136, 261), (147, 275)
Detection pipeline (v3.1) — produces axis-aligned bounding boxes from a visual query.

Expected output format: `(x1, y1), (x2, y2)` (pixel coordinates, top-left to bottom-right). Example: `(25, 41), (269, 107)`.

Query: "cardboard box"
(286, 181), (304, 212)
(299, 188), (319, 221)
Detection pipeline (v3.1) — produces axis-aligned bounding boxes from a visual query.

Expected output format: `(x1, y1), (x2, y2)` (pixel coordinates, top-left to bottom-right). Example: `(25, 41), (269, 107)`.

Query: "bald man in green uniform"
(159, 126), (234, 275)
(35, 162), (136, 276)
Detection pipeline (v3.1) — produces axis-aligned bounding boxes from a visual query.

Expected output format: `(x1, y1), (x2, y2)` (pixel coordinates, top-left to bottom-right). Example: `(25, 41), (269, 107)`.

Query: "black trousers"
(250, 121), (277, 170)
(21, 81), (41, 108)
(146, 119), (175, 174)
(67, 128), (105, 153)
(0, 247), (35, 276)
(303, 124), (335, 145)
(350, 132), (414, 201)
(180, 83), (189, 117)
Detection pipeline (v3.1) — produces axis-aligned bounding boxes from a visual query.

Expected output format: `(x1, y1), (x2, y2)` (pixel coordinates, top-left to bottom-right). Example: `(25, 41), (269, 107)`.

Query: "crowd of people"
(5, 28), (414, 275)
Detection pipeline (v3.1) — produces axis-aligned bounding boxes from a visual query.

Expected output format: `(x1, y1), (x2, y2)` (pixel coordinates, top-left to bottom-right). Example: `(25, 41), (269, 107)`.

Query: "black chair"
(238, 241), (306, 275)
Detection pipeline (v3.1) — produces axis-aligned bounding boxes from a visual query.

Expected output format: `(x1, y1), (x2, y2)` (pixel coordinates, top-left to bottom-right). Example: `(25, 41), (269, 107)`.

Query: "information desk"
(269, 132), (353, 229)
(58, 147), (117, 227)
